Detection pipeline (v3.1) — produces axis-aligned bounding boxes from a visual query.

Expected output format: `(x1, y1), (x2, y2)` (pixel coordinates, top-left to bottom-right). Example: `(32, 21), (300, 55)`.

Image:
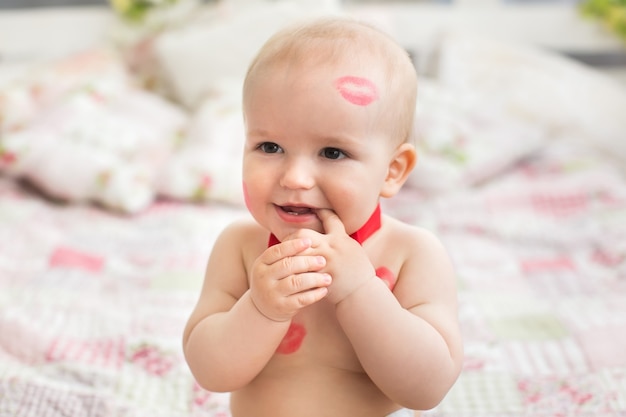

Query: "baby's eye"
(321, 147), (346, 160)
(258, 142), (282, 154)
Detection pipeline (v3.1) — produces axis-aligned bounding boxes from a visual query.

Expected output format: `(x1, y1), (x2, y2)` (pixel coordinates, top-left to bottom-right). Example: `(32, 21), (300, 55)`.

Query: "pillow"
(408, 78), (546, 193)
(432, 30), (626, 168)
(157, 82), (245, 206)
(0, 48), (130, 133)
(0, 49), (188, 213)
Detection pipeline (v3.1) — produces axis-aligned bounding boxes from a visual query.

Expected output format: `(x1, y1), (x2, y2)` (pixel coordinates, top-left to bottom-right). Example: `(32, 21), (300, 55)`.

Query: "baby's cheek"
(375, 266), (397, 291)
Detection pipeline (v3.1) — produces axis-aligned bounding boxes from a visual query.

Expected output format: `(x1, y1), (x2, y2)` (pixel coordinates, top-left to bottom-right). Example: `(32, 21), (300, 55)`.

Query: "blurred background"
(1, 0), (625, 83)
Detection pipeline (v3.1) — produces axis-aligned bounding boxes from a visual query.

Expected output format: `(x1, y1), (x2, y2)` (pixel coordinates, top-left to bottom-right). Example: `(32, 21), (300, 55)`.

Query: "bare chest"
(268, 300), (362, 370)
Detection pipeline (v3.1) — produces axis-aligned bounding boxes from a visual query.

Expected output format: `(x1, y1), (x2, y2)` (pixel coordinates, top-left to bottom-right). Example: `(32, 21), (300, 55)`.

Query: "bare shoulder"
(381, 215), (457, 304)
(214, 218), (268, 248)
(195, 219), (266, 308)
(382, 214), (450, 258)
(207, 218), (271, 265)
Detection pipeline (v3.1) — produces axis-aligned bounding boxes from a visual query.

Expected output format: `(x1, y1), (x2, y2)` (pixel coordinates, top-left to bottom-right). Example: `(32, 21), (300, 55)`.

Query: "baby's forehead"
(252, 48), (389, 90)
(251, 22), (401, 72)
(245, 59), (388, 111)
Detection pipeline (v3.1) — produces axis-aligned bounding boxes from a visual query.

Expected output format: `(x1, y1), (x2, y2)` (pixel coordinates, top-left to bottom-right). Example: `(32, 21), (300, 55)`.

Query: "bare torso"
(230, 303), (402, 417)
(230, 218), (419, 417)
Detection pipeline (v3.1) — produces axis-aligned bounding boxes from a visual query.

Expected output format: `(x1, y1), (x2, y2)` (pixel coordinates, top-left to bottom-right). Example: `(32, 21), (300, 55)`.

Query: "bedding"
(1, 4), (625, 417)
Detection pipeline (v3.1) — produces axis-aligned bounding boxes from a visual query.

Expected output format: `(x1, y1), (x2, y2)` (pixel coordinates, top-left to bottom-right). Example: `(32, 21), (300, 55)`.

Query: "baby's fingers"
(283, 272), (332, 306)
(316, 208), (346, 235)
(262, 237), (312, 265)
(282, 272), (332, 296)
(277, 253), (326, 277)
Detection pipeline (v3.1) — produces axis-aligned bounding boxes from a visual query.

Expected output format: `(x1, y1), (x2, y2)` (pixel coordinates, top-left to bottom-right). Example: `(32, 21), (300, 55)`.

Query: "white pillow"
(433, 30), (626, 168)
(157, 82), (245, 206)
(408, 78), (546, 193)
(0, 49), (188, 213)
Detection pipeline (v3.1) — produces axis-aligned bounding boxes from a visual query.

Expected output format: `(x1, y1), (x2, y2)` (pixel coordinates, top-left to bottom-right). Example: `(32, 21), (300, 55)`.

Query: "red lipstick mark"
(376, 266), (396, 291)
(334, 76), (379, 106)
(276, 322), (306, 354)
(242, 182), (251, 211)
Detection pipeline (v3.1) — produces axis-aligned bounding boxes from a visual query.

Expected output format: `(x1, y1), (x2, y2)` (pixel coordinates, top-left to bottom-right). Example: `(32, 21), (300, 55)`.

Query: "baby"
(183, 16), (463, 417)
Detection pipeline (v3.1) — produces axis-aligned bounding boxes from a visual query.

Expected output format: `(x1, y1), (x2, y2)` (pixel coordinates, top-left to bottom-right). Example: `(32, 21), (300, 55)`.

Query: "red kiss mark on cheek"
(376, 266), (397, 291)
(242, 181), (251, 211)
(334, 76), (379, 106)
(276, 322), (306, 354)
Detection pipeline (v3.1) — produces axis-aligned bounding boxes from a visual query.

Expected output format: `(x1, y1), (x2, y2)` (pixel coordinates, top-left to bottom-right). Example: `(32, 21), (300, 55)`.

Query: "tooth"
(285, 206), (310, 215)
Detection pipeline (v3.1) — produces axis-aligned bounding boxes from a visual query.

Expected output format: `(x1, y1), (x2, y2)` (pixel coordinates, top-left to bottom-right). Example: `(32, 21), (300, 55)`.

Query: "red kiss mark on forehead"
(334, 76), (379, 106)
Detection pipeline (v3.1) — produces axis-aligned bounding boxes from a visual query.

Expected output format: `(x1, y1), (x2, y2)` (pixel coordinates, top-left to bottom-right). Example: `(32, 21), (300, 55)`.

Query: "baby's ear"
(380, 143), (417, 198)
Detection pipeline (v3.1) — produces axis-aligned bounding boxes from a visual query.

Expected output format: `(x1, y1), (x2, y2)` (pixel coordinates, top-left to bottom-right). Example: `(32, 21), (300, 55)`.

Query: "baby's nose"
(280, 158), (315, 190)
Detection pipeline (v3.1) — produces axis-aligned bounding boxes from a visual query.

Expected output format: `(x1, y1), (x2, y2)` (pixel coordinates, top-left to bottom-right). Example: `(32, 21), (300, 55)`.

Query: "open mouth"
(275, 204), (322, 227)
(280, 205), (316, 216)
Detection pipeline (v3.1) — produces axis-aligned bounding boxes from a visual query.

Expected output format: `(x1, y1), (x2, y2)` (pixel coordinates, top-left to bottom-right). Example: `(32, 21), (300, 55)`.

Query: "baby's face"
(242, 62), (397, 240)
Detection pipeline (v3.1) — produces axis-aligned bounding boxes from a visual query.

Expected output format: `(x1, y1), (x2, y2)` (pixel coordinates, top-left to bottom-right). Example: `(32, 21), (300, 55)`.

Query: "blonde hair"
(243, 17), (417, 145)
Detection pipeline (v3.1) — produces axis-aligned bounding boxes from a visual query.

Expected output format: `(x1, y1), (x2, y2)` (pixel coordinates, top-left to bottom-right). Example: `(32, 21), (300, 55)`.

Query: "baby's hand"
(249, 237), (331, 322)
(313, 209), (377, 305)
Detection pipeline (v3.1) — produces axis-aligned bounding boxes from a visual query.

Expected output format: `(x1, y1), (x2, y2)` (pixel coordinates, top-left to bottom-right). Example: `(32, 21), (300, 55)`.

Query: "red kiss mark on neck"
(334, 76), (379, 106)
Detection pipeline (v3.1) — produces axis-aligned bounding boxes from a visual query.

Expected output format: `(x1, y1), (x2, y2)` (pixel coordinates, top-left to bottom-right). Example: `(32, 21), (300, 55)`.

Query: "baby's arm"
(316, 210), (463, 410)
(182, 222), (330, 392)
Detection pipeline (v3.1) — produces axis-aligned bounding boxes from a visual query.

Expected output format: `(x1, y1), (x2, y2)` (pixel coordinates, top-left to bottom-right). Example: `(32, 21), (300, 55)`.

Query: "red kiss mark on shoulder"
(276, 322), (306, 354)
(376, 266), (397, 291)
(334, 76), (379, 106)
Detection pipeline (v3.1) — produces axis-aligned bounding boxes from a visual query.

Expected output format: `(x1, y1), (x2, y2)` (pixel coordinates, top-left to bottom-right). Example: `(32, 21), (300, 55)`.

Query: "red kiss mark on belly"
(334, 76), (379, 106)
(276, 322), (306, 354)
(376, 266), (397, 291)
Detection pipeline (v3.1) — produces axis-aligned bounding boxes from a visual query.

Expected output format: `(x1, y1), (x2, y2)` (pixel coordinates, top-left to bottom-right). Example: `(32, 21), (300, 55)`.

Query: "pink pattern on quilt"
(131, 344), (176, 376)
(46, 336), (125, 369)
(49, 246), (104, 272)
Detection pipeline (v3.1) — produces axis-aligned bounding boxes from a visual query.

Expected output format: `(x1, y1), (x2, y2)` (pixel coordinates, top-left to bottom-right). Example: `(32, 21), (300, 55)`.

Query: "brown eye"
(259, 142), (282, 154)
(321, 148), (346, 160)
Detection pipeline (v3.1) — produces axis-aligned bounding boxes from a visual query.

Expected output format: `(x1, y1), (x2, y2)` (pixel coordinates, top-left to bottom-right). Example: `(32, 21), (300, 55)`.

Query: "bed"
(1, 3), (625, 416)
